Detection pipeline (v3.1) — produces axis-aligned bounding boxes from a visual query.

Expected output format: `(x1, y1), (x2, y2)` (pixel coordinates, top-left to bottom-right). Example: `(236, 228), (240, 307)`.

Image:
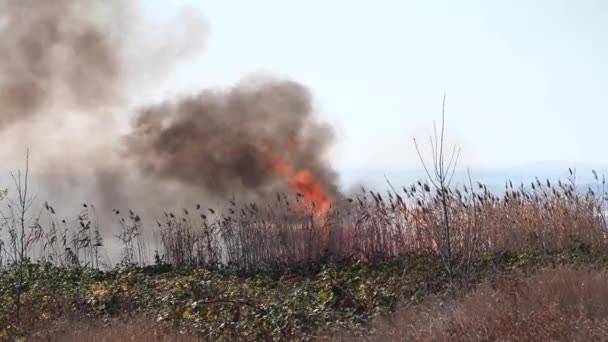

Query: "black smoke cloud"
(124, 77), (338, 201)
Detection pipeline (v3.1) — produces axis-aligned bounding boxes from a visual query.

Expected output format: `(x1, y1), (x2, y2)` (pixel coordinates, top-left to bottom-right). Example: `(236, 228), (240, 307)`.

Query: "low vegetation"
(2, 249), (607, 341)
(351, 265), (608, 342)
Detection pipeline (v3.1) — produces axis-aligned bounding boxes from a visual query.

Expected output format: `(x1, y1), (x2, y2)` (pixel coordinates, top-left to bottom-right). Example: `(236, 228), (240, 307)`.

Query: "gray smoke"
(0, 0), (338, 221)
(124, 76), (338, 201)
(0, 0), (133, 129)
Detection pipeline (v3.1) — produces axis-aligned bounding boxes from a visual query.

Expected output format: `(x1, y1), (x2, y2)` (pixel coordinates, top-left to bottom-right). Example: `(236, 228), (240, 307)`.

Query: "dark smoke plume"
(0, 0), (338, 223)
(125, 76), (338, 200)
(0, 0), (205, 131)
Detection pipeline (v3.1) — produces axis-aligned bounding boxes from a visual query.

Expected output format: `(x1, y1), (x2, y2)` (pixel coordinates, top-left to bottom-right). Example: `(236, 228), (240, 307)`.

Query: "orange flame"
(290, 169), (332, 216)
(261, 144), (332, 217)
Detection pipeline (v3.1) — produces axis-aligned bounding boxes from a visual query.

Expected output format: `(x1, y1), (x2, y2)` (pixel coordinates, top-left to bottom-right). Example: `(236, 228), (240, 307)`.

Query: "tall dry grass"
(150, 169), (608, 272)
(1, 157), (608, 274)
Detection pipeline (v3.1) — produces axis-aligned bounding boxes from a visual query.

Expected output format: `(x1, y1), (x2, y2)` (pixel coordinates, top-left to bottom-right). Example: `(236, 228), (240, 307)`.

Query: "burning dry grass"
(4, 169), (608, 273)
(348, 266), (608, 342)
(149, 169), (608, 272)
(3, 169), (608, 340)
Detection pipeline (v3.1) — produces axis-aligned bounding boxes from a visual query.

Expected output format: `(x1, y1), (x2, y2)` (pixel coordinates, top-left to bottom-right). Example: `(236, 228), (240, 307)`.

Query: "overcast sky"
(144, 0), (608, 174)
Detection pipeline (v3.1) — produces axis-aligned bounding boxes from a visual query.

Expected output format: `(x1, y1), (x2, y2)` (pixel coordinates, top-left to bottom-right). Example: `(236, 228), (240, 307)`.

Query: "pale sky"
(143, 0), (608, 174)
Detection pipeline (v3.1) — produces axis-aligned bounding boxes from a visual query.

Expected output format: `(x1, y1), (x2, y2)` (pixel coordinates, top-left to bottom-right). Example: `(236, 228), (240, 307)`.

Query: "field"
(0, 0), (603, 340)
(3, 165), (608, 341)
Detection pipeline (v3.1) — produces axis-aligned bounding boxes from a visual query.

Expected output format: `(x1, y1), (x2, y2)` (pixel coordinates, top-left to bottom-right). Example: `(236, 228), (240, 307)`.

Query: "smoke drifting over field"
(0, 0), (338, 219)
(125, 78), (337, 199)
(0, 0), (130, 129)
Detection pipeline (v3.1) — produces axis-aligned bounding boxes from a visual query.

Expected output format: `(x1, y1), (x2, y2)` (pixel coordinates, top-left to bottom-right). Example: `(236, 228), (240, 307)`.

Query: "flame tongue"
(290, 170), (331, 216)
(262, 144), (332, 217)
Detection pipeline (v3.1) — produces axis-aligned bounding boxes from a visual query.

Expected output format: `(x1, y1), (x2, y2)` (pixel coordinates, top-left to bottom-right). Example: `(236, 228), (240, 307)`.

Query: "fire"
(261, 144), (332, 217)
(290, 169), (332, 216)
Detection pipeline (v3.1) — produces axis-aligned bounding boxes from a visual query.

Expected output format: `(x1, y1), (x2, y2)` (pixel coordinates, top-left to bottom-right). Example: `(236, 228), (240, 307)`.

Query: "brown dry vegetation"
(152, 169), (608, 273)
(342, 266), (608, 342)
(3, 167), (608, 340)
(0, 168), (608, 340)
(29, 266), (608, 342)
(29, 317), (198, 342)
